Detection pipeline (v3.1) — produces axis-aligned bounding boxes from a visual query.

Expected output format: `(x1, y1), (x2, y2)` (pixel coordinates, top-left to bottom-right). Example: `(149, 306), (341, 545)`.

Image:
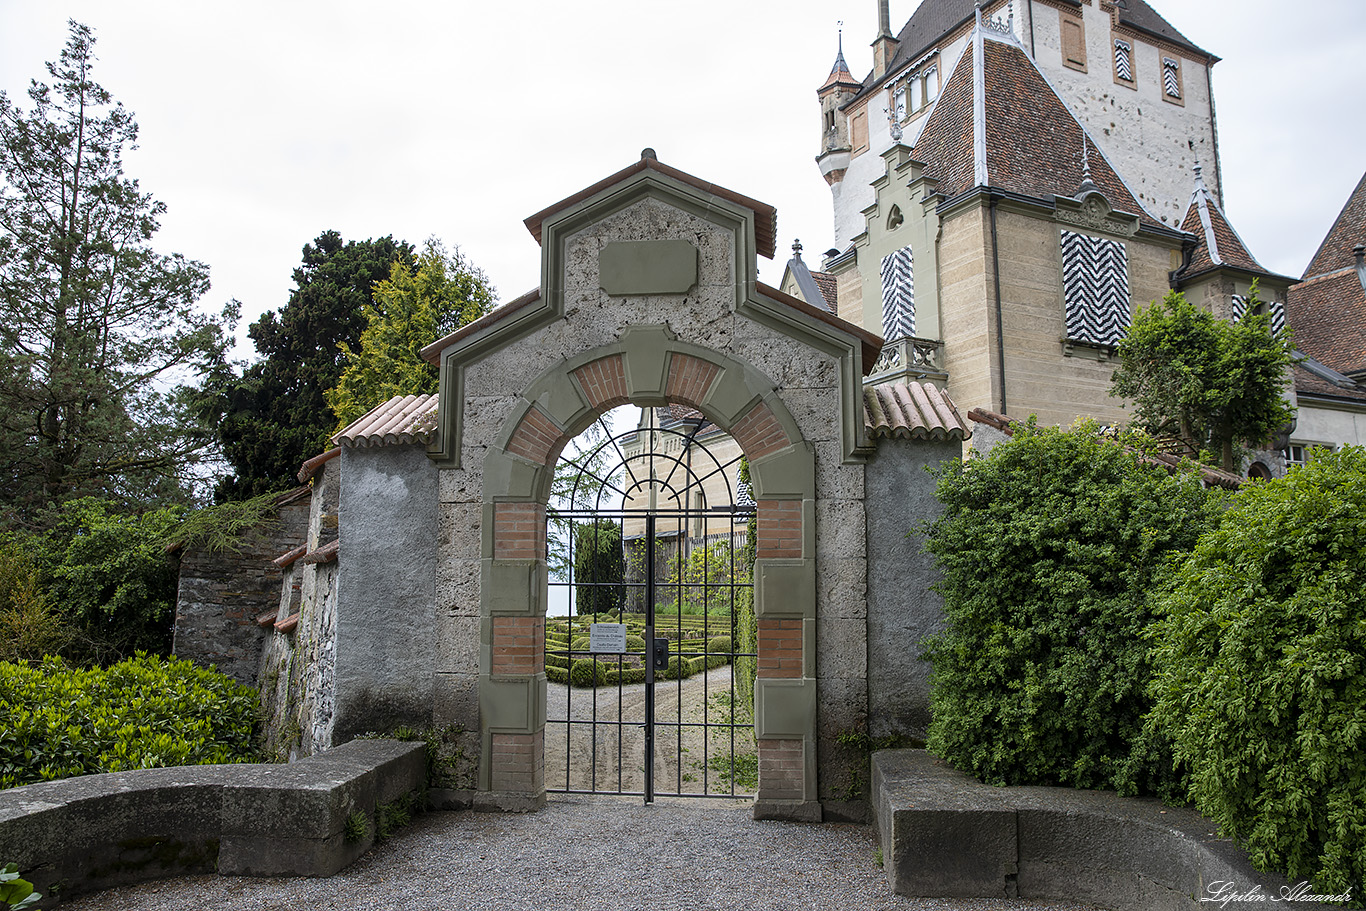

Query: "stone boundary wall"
(872, 750), (1289, 910)
(172, 489), (311, 685)
(0, 739), (424, 906)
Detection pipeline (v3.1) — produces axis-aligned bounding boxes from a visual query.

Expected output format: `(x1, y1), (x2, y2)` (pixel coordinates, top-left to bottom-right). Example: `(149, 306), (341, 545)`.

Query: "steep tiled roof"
(820, 43), (861, 93)
(864, 381), (971, 440)
(915, 36), (1160, 228)
(1304, 171), (1366, 280)
(853, 0), (1211, 102)
(1287, 269), (1366, 401)
(812, 271), (838, 310)
(333, 393), (439, 448)
(1176, 166), (1275, 279)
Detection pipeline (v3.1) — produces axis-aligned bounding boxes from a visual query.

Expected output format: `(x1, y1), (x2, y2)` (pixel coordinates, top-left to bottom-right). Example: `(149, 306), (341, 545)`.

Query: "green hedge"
(1149, 447), (1366, 898)
(923, 421), (1220, 797)
(0, 654), (259, 789)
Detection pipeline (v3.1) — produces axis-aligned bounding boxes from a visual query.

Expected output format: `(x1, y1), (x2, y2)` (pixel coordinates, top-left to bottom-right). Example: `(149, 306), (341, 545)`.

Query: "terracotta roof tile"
(275, 612), (301, 634)
(298, 539), (339, 565)
(915, 38), (1160, 229)
(1176, 169), (1273, 278)
(864, 381), (971, 440)
(1287, 269), (1366, 387)
(811, 271), (839, 311)
(273, 544), (308, 569)
(1304, 171), (1366, 280)
(297, 447), (340, 484)
(332, 394), (439, 448)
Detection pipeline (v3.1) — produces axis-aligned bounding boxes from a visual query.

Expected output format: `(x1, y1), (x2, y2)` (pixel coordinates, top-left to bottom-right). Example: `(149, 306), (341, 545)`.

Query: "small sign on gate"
(588, 623), (628, 653)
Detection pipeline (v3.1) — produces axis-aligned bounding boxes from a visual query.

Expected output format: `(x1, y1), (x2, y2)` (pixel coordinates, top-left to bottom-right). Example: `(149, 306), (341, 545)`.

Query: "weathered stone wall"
(332, 444), (440, 743)
(258, 458), (341, 760)
(865, 435), (962, 742)
(171, 489), (310, 685)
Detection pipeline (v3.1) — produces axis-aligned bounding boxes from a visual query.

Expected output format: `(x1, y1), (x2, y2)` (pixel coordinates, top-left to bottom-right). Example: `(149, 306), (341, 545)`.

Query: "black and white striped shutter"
(1061, 231), (1130, 346)
(879, 245), (916, 340)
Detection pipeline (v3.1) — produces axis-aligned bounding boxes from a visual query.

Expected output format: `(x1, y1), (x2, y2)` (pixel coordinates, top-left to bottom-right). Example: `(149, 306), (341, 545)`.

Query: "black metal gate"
(544, 407), (756, 802)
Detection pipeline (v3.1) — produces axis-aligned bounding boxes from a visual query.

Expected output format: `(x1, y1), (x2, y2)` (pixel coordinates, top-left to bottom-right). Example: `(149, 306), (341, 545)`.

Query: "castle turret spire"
(872, 0), (899, 78)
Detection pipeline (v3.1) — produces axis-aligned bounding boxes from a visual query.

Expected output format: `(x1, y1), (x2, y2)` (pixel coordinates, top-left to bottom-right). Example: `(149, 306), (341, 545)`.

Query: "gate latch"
(652, 637), (670, 672)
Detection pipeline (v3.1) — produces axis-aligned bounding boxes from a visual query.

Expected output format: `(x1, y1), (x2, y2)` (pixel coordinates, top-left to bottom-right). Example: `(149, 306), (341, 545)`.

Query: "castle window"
(1113, 39), (1133, 84)
(851, 110), (868, 155)
(1061, 14), (1087, 72)
(1233, 294), (1286, 335)
(892, 56), (940, 122)
(880, 245), (915, 341)
(1061, 231), (1129, 347)
(1162, 56), (1184, 103)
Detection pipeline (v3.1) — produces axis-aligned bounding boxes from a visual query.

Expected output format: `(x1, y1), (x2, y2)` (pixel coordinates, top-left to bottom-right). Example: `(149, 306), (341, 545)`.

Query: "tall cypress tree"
(202, 232), (414, 500)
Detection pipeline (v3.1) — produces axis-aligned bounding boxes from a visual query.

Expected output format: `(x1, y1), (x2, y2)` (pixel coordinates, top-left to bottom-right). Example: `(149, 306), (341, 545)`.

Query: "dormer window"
(890, 57), (939, 122)
(1113, 39), (1134, 85)
(1162, 56), (1184, 103)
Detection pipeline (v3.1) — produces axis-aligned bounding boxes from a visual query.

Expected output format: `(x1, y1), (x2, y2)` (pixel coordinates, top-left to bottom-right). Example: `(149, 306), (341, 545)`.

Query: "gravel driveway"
(60, 794), (1109, 911)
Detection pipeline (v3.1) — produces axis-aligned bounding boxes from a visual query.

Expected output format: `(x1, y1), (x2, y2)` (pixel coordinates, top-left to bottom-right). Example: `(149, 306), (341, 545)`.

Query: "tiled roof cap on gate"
(332, 393), (439, 448)
(864, 381), (971, 440)
(523, 153), (778, 260)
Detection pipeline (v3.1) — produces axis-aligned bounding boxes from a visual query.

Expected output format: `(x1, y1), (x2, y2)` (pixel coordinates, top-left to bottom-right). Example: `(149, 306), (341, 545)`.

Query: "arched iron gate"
(545, 406), (756, 802)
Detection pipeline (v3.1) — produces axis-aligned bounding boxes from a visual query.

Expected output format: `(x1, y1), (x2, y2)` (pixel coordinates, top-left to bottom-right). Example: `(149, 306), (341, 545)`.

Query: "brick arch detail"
(478, 334), (819, 818)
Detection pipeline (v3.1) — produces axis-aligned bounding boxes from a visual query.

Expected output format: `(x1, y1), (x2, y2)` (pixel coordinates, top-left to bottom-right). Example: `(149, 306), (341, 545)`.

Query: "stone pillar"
(476, 501), (548, 811)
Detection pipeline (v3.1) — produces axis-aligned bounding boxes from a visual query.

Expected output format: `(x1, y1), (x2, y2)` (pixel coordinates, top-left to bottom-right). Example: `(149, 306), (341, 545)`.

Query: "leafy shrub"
(26, 498), (182, 662)
(1148, 447), (1366, 897)
(569, 658), (605, 688)
(625, 634), (645, 652)
(569, 636), (590, 653)
(923, 420), (1220, 797)
(0, 653), (259, 788)
(706, 636), (733, 654)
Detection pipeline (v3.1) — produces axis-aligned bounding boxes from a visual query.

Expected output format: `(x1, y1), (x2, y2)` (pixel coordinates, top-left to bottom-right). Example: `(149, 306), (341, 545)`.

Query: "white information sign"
(589, 623), (628, 654)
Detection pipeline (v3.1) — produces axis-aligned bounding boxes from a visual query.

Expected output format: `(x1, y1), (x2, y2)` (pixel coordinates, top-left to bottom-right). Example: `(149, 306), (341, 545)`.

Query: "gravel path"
(61, 794), (1109, 911)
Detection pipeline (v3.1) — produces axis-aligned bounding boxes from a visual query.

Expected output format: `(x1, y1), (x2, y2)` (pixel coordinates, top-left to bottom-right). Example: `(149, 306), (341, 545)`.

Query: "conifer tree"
(326, 239), (494, 429)
(0, 21), (234, 519)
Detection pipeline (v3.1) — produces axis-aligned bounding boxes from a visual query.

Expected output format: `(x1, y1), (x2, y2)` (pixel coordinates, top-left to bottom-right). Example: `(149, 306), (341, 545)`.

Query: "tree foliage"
(923, 420), (1221, 797)
(200, 231), (413, 501)
(1110, 289), (1294, 471)
(1148, 447), (1366, 898)
(326, 239), (493, 430)
(0, 21), (234, 520)
(22, 497), (182, 663)
(573, 519), (623, 615)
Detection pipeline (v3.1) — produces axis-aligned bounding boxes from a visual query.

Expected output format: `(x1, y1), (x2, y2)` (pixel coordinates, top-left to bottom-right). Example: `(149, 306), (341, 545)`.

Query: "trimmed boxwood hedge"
(0, 653), (259, 789)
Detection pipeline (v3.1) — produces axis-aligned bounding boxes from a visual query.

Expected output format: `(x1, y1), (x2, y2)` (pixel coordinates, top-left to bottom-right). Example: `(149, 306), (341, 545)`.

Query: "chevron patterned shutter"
(1061, 231), (1130, 346)
(1163, 57), (1181, 98)
(1233, 294), (1287, 335)
(1114, 40), (1132, 82)
(880, 245), (916, 340)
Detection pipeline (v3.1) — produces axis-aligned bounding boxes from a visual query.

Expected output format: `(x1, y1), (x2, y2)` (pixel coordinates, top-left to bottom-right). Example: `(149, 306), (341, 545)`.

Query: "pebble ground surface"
(60, 794), (1110, 911)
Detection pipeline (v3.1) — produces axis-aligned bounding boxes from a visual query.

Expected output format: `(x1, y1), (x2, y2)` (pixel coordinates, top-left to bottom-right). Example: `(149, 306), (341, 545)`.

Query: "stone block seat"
(872, 749), (1290, 911)
(0, 739), (425, 905)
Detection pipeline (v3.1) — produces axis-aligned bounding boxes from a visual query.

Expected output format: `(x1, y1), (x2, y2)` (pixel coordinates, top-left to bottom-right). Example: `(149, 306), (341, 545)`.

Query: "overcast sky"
(3, 1), (1363, 363)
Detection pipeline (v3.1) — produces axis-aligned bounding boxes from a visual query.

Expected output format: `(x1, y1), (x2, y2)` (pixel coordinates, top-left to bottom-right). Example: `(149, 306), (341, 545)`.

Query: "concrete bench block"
(0, 739), (426, 904)
(871, 750), (1290, 911)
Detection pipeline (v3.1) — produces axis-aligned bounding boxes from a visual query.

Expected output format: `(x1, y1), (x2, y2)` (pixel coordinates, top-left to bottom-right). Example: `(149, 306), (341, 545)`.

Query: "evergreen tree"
(0, 21), (234, 521)
(326, 239), (493, 429)
(201, 231), (414, 500)
(1110, 289), (1295, 471)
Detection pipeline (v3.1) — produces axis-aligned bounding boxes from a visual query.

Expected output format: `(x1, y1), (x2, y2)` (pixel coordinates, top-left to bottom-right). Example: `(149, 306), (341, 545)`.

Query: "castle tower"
(816, 32), (863, 187)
